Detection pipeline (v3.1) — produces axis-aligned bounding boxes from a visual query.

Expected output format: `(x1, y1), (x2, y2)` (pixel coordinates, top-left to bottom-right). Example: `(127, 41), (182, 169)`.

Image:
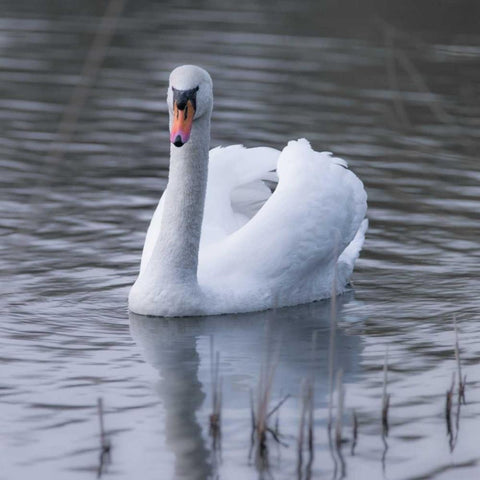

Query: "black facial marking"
(172, 86), (199, 110)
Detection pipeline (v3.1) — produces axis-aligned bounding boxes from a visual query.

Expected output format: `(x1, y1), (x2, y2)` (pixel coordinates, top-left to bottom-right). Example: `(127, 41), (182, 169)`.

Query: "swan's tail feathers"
(336, 218), (368, 287)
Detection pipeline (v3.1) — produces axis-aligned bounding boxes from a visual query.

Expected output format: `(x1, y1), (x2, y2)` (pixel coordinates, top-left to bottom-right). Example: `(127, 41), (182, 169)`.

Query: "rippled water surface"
(2, 1), (480, 479)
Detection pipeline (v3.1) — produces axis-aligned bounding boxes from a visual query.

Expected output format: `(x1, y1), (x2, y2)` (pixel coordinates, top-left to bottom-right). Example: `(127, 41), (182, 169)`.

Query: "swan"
(128, 65), (368, 317)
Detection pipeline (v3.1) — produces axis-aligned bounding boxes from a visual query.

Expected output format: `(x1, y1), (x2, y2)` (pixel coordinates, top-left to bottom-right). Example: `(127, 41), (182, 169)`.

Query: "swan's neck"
(149, 115), (210, 285)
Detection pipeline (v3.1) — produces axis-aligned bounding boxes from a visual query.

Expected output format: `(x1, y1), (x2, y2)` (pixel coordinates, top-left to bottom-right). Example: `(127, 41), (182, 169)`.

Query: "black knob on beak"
(173, 135), (184, 147)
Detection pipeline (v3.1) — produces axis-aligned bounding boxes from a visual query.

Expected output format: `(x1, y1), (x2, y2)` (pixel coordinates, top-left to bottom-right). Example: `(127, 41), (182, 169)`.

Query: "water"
(2, 1), (480, 479)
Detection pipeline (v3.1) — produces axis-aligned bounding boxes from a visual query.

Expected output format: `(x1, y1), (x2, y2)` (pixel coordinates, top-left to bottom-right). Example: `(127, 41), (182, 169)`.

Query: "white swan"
(129, 65), (368, 317)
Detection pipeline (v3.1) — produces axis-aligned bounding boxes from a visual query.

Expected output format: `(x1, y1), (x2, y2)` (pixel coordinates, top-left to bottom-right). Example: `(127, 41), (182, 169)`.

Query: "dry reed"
(49, 0), (127, 162)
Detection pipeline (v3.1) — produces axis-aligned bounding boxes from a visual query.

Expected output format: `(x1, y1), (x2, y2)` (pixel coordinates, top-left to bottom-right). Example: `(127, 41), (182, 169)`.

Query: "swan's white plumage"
(137, 138), (367, 316)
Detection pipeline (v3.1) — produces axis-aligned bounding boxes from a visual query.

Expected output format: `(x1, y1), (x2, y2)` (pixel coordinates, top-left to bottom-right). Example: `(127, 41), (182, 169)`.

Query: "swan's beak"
(170, 99), (195, 147)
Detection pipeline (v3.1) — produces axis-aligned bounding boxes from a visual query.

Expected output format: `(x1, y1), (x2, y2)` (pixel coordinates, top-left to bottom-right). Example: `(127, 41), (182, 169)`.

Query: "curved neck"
(148, 114), (210, 285)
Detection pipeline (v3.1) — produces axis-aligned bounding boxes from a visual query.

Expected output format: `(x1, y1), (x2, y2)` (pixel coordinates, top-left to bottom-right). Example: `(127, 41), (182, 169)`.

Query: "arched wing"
(199, 139), (367, 304)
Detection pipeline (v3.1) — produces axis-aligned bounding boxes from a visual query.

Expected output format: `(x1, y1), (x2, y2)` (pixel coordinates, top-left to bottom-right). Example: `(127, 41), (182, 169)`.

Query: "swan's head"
(167, 65), (213, 147)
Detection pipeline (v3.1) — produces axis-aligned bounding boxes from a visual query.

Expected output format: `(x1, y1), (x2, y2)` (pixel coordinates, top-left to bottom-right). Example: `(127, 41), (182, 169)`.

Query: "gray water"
(2, 1), (480, 479)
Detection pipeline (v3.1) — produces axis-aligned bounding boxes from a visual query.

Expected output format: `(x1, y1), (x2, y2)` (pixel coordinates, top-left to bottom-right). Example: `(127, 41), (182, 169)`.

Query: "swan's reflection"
(129, 293), (364, 479)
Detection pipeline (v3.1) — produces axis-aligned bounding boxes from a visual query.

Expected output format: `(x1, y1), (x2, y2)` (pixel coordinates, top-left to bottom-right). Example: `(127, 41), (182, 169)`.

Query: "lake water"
(2, 1), (480, 479)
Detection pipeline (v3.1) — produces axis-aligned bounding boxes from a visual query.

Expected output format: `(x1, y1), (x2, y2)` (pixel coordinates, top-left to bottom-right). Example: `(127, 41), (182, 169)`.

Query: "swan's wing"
(139, 145), (280, 274)
(199, 139), (367, 305)
(230, 170), (278, 220)
(200, 145), (280, 245)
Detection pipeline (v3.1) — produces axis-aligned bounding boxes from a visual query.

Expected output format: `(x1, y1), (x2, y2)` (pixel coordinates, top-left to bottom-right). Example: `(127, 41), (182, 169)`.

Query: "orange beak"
(170, 99), (195, 147)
